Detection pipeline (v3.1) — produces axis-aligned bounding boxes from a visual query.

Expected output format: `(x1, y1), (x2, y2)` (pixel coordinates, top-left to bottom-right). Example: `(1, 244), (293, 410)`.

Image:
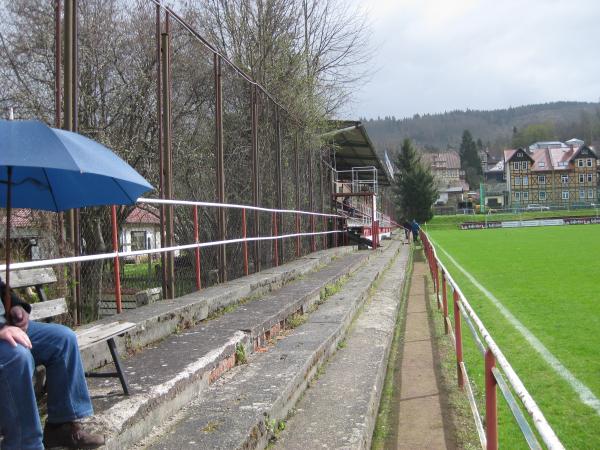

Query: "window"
(539, 191), (546, 200)
(561, 174), (569, 184)
(588, 159), (593, 167)
(538, 175), (546, 184)
(578, 159), (584, 167)
(130, 231), (147, 251)
(588, 174), (593, 183)
(579, 174), (585, 183)
(523, 176), (529, 186)
(562, 191), (569, 200)
(514, 176), (521, 186)
(589, 189), (595, 199)
(522, 161), (529, 170)
(580, 189), (586, 199)
(539, 162), (546, 168)
(514, 192), (521, 201)
(523, 192), (529, 200)
(513, 161), (521, 171)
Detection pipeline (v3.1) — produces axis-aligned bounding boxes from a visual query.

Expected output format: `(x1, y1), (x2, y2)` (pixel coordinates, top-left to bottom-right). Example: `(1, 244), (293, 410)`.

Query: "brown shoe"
(43, 422), (105, 449)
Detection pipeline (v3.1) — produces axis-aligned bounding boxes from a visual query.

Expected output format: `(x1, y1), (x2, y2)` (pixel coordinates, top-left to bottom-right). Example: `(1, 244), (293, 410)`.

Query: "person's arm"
(0, 280), (32, 331)
(0, 280), (32, 314)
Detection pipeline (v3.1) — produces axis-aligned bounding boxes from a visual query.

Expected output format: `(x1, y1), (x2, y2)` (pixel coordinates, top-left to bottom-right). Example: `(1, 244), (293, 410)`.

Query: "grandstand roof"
(322, 121), (392, 186)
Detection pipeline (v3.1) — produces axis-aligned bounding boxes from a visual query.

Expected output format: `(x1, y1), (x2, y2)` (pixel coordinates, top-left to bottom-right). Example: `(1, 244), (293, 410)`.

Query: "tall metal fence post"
(111, 206), (122, 314)
(214, 53), (226, 283)
(453, 289), (464, 388)
(155, 5), (167, 301)
(294, 134), (301, 257)
(193, 205), (201, 290)
(485, 349), (498, 450)
(275, 108), (283, 263)
(442, 270), (449, 334)
(161, 30), (175, 299)
(242, 208), (249, 276)
(251, 86), (260, 272)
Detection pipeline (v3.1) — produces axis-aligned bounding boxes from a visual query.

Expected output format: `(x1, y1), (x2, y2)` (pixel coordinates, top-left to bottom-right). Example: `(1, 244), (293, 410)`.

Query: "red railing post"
(111, 205), (122, 314)
(295, 213), (300, 257)
(485, 349), (498, 450)
(242, 208), (249, 276)
(193, 205), (201, 290)
(434, 259), (440, 308)
(272, 212), (279, 267)
(442, 270), (449, 334)
(453, 289), (464, 388)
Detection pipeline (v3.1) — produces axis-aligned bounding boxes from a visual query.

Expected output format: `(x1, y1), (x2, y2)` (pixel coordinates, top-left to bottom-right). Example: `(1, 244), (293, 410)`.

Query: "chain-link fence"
(0, 0), (339, 325)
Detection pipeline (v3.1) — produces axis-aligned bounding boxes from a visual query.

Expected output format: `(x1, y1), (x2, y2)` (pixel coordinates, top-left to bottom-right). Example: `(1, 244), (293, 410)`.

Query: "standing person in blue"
(0, 279), (104, 449)
(411, 219), (421, 244)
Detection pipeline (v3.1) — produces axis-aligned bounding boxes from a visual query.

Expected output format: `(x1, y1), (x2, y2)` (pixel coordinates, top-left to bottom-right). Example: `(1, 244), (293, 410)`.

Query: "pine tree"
(459, 130), (482, 188)
(392, 139), (438, 223)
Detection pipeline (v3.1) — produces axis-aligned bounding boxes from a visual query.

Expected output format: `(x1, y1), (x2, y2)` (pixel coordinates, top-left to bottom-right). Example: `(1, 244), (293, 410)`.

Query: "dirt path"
(395, 258), (454, 449)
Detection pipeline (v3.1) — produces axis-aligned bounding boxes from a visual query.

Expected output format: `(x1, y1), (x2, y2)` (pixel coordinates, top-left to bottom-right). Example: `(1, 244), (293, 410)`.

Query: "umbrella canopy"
(1, 119), (154, 316)
(0, 120), (153, 211)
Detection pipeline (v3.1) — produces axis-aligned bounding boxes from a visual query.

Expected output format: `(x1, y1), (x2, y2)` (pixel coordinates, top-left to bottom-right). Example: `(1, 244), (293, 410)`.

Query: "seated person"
(0, 279), (104, 449)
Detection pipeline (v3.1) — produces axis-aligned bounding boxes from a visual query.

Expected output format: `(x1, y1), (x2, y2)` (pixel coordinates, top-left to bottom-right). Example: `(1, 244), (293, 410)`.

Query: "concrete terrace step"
(78, 246), (354, 372)
(142, 240), (405, 450)
(272, 244), (410, 450)
(81, 249), (372, 449)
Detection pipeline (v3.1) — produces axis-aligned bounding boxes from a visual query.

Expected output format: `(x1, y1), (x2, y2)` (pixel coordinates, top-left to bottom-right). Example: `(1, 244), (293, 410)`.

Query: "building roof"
(504, 145), (597, 172)
(322, 121), (392, 186)
(423, 151), (461, 170)
(0, 209), (36, 228)
(126, 207), (160, 225)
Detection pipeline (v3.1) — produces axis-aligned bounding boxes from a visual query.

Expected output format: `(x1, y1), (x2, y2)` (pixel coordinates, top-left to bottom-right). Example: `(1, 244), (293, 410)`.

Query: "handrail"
(420, 231), (564, 450)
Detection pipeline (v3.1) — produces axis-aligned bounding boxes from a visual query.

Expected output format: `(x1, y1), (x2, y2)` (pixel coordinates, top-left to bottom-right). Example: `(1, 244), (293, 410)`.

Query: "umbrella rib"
(113, 177), (136, 204)
(43, 168), (60, 211)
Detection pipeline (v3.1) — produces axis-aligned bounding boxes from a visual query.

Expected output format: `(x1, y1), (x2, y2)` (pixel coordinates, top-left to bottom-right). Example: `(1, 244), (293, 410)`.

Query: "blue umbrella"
(1, 119), (154, 314)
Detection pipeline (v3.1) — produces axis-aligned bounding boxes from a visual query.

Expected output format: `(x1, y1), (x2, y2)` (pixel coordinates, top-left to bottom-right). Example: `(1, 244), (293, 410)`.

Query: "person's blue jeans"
(0, 321), (93, 450)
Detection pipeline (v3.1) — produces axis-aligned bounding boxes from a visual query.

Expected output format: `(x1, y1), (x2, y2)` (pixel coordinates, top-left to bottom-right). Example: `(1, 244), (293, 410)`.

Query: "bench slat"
(76, 322), (136, 350)
(30, 298), (68, 321)
(9, 268), (57, 289)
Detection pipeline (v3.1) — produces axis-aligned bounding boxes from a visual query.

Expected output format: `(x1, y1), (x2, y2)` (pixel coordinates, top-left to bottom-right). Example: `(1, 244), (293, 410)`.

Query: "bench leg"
(84, 338), (130, 396)
(107, 338), (130, 396)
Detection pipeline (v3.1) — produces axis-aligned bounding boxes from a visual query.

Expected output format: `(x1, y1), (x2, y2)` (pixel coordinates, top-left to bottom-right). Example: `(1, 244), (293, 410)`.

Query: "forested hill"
(363, 101), (600, 156)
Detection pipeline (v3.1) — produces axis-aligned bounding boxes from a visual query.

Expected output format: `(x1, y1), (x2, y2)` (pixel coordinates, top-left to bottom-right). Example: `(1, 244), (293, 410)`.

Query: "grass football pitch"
(428, 224), (600, 449)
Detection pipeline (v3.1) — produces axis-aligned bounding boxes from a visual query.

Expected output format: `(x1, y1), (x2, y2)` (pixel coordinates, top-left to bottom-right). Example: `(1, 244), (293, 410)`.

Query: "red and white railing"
(1, 198), (346, 314)
(420, 232), (564, 450)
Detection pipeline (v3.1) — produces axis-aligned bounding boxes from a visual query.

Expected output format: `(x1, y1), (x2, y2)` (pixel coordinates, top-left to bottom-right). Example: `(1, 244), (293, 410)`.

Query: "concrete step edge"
(87, 248), (377, 449)
(141, 240), (403, 450)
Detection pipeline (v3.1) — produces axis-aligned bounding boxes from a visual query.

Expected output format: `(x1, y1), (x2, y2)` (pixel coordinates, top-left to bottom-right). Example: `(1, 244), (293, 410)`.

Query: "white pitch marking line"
(434, 241), (600, 415)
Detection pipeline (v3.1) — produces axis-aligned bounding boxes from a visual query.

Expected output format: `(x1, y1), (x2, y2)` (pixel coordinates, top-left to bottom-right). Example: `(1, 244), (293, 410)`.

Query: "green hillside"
(363, 101), (600, 156)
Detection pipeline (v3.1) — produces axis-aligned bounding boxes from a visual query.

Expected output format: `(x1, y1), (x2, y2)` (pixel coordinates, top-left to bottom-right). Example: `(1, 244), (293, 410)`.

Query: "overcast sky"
(348, 0), (600, 120)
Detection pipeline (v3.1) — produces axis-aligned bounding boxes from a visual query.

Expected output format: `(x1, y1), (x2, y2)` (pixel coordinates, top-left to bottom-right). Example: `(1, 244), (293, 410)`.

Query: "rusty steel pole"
(72, 0), (82, 323)
(54, 0), (62, 129)
(214, 53), (226, 283)
(294, 134), (300, 256)
(308, 144), (315, 252)
(161, 31), (175, 299)
(275, 107), (283, 264)
(156, 3), (167, 300)
(319, 147), (324, 248)
(251, 86), (260, 271)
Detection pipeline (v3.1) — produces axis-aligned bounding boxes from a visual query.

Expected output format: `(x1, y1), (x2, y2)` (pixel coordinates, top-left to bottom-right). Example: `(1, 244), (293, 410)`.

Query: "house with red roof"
(504, 143), (598, 207)
(122, 207), (161, 256)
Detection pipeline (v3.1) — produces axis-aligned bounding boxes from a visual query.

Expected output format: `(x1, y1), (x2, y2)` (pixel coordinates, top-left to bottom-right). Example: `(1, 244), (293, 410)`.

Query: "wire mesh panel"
(0, 0), (360, 325)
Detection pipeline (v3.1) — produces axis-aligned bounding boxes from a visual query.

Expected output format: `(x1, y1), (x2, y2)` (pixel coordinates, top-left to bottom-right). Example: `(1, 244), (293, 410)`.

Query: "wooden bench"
(10, 268), (135, 395)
